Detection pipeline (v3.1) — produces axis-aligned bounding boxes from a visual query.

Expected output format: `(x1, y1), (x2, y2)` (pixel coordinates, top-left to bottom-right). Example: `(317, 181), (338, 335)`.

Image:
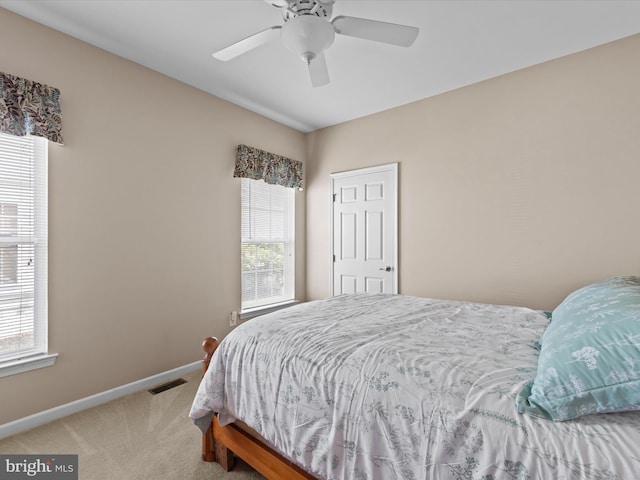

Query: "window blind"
(0, 132), (48, 362)
(241, 178), (294, 311)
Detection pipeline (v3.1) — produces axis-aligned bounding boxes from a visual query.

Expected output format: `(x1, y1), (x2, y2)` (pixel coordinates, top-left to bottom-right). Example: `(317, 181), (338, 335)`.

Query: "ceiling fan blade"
(308, 52), (330, 88)
(212, 26), (282, 61)
(332, 15), (419, 47)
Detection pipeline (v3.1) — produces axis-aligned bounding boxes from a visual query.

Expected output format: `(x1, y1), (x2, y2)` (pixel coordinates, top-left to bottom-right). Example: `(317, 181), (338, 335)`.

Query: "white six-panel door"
(331, 163), (398, 296)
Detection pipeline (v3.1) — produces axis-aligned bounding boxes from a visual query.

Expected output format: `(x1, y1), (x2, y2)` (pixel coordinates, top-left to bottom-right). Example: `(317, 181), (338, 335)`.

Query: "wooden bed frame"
(200, 336), (317, 480)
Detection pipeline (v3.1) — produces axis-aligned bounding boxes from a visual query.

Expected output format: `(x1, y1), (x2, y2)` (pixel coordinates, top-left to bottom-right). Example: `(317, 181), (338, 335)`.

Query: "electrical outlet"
(229, 311), (238, 327)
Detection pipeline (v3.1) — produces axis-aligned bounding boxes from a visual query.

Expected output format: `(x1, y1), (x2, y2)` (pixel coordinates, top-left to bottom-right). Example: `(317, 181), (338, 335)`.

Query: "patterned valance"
(234, 144), (303, 189)
(0, 72), (64, 144)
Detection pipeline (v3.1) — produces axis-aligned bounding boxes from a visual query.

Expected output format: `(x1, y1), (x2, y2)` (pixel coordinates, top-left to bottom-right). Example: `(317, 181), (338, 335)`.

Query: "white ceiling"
(2, 0), (640, 133)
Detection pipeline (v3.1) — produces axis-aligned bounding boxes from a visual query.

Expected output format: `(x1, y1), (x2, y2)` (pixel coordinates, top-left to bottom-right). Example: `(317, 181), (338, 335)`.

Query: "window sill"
(240, 300), (299, 321)
(0, 353), (58, 379)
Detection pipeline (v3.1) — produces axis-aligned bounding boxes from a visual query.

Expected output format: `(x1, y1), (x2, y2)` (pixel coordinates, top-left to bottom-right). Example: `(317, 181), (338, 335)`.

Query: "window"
(241, 178), (294, 312)
(0, 132), (49, 369)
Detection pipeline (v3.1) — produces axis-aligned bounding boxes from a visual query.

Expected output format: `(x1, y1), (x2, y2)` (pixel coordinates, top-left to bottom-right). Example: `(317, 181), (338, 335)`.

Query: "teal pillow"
(516, 276), (640, 421)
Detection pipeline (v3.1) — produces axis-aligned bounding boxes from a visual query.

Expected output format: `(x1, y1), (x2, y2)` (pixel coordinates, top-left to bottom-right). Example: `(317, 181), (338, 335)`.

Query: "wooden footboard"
(200, 336), (316, 480)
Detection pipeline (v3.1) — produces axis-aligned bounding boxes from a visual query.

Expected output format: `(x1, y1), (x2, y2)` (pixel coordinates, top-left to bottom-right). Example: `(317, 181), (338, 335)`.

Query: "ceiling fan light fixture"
(281, 15), (335, 64)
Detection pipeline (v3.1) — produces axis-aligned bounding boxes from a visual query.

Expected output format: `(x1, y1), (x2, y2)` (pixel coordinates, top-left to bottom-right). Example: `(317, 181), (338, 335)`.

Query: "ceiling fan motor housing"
(266, 0), (335, 20)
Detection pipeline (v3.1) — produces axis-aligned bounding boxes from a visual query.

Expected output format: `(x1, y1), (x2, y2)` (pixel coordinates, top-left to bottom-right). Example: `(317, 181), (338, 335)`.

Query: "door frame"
(330, 162), (399, 296)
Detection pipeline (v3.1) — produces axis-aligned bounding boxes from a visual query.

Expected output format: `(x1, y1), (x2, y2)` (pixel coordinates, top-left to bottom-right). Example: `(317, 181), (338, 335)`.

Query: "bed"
(190, 279), (640, 479)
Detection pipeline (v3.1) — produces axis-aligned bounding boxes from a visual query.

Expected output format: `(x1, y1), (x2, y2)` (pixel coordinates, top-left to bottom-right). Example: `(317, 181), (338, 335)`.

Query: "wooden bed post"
(201, 336), (218, 377)
(201, 337), (218, 463)
(201, 336), (236, 469)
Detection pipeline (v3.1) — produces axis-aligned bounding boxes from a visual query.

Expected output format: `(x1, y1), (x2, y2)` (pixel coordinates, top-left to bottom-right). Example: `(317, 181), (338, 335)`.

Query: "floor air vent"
(148, 378), (187, 395)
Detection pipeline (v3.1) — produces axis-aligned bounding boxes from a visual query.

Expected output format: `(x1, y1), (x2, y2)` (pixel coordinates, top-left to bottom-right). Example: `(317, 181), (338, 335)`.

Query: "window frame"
(240, 178), (295, 316)
(0, 132), (56, 377)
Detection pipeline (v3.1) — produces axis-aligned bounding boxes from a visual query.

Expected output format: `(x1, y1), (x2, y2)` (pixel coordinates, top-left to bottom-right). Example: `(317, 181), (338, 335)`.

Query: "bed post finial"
(202, 336), (219, 377)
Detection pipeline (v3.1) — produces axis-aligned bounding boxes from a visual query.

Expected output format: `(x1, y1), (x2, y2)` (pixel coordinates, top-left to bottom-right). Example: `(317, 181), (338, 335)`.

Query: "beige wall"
(306, 33), (640, 311)
(0, 8), (306, 424)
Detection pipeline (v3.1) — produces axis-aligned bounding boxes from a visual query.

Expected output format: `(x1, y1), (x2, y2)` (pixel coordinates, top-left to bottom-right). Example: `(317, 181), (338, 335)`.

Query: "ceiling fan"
(212, 0), (419, 88)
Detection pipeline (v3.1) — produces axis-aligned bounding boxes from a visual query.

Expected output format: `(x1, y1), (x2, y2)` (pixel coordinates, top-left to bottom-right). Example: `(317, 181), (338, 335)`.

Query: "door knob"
(379, 266), (392, 272)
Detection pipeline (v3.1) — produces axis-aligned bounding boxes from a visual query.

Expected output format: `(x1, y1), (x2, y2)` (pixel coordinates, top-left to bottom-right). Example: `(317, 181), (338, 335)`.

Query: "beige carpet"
(0, 370), (265, 479)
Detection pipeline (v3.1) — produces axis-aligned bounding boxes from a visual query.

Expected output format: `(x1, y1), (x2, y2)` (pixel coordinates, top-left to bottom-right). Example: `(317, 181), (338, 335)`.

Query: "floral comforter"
(189, 294), (640, 479)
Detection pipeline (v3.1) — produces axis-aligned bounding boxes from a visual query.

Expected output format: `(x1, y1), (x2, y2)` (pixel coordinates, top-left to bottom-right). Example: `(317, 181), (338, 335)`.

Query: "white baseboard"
(0, 361), (201, 440)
